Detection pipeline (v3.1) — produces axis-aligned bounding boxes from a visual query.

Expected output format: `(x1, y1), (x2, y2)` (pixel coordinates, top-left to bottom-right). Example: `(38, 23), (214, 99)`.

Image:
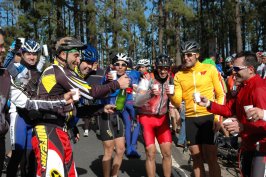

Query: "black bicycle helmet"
(55, 37), (86, 54)
(156, 54), (171, 67)
(181, 40), (200, 53)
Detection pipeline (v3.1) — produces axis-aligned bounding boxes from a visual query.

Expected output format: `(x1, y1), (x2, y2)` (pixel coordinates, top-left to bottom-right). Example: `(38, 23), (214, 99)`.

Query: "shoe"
(176, 143), (185, 148)
(83, 130), (89, 137)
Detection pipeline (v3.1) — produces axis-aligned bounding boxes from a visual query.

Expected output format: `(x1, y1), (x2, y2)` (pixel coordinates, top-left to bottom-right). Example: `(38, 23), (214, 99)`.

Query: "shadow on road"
(90, 155), (170, 177)
(76, 167), (88, 176)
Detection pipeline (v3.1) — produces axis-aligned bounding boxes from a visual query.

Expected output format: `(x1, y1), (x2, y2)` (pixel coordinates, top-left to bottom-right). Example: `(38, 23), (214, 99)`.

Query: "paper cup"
(244, 105), (253, 120)
(43, 44), (49, 56)
(168, 85), (174, 94)
(193, 92), (201, 103)
(153, 84), (159, 91)
(222, 119), (238, 136)
(110, 70), (117, 80)
(70, 88), (80, 101)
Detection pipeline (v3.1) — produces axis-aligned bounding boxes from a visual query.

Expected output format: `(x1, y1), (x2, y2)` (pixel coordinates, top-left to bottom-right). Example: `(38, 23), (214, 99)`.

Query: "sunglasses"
(182, 53), (196, 58)
(232, 66), (248, 72)
(157, 66), (170, 71)
(114, 63), (127, 67)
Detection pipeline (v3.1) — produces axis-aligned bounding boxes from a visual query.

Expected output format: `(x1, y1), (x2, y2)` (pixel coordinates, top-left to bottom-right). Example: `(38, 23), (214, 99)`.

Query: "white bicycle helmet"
(112, 53), (129, 64)
(137, 59), (150, 67)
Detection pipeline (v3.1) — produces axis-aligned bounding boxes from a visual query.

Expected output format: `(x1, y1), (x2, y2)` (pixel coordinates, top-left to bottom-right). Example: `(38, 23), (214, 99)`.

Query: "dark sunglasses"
(114, 63), (127, 67)
(232, 66), (248, 72)
(157, 66), (170, 71)
(182, 53), (196, 58)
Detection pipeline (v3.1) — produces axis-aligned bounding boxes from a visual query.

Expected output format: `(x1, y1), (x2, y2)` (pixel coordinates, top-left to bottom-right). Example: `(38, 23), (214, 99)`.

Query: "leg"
(159, 143), (172, 177)
(145, 144), (157, 177)
(83, 118), (90, 136)
(0, 137), (5, 177)
(177, 109), (186, 146)
(111, 137), (125, 177)
(121, 110), (131, 155)
(189, 145), (206, 177)
(156, 115), (172, 177)
(102, 140), (115, 177)
(202, 144), (221, 177)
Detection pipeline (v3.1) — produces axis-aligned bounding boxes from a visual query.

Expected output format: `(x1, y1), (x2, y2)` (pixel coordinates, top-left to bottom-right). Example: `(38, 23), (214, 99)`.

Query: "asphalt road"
(2, 120), (240, 177)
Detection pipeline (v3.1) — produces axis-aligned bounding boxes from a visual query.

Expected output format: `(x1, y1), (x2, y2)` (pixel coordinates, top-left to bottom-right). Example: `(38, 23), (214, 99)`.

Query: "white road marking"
(155, 140), (189, 177)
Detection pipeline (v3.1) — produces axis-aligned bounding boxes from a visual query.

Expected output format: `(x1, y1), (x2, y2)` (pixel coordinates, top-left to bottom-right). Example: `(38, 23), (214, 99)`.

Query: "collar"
(186, 61), (201, 71)
(242, 74), (260, 86)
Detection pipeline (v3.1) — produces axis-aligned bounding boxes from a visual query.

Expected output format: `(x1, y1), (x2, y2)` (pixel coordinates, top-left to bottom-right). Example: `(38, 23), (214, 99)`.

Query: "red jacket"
(208, 75), (266, 152)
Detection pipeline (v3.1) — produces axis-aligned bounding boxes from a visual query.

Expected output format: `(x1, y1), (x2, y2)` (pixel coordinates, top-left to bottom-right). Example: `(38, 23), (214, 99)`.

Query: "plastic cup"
(222, 119), (238, 136)
(153, 84), (159, 91)
(168, 85), (174, 94)
(43, 44), (49, 56)
(193, 92), (201, 103)
(244, 105), (253, 120)
(70, 88), (80, 101)
(110, 70), (117, 80)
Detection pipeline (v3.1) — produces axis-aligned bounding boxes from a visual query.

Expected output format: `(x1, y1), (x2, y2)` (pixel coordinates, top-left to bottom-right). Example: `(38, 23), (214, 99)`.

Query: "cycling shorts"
(186, 114), (215, 146)
(99, 113), (124, 141)
(139, 114), (172, 147)
(10, 112), (33, 150)
(240, 150), (266, 177)
(32, 124), (78, 177)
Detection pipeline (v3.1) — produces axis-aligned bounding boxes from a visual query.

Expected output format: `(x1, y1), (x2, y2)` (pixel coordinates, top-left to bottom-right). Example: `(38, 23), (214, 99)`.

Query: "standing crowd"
(0, 27), (265, 177)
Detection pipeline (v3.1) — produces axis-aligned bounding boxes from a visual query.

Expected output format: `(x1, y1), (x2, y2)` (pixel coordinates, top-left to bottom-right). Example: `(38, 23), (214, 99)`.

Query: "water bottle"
(115, 89), (127, 111)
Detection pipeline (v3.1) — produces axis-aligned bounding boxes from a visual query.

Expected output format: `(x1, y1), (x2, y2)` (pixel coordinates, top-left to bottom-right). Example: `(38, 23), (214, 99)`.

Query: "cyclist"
(100, 52), (134, 177)
(5, 38), (42, 177)
(135, 54), (173, 177)
(198, 51), (266, 177)
(170, 40), (225, 177)
(34, 37), (130, 177)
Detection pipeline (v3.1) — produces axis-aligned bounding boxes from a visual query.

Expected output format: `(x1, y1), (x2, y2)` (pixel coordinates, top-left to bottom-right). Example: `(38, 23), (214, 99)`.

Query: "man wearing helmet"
(170, 40), (225, 177)
(3, 38), (43, 177)
(134, 54), (173, 177)
(136, 59), (150, 74)
(34, 37), (130, 177)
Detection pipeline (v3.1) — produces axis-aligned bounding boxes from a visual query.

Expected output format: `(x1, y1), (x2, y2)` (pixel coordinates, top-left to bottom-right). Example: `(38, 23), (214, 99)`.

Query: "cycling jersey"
(34, 61), (121, 177)
(208, 75), (266, 153)
(170, 61), (226, 121)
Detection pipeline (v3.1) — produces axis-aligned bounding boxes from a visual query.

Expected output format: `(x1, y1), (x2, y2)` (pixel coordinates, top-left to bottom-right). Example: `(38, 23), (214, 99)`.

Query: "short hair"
(0, 29), (5, 36)
(234, 51), (260, 71)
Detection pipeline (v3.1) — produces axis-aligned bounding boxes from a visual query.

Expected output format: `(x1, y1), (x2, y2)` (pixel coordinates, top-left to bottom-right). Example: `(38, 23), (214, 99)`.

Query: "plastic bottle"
(115, 89), (127, 111)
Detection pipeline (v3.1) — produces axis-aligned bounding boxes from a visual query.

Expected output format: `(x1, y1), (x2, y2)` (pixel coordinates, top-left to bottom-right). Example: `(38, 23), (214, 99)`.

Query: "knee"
(162, 151), (171, 159)
(146, 149), (156, 161)
(104, 147), (114, 159)
(115, 146), (125, 156)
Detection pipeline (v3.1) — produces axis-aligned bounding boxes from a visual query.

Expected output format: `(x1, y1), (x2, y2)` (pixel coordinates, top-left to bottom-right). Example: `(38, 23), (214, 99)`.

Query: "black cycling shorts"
(99, 113), (124, 141)
(186, 114), (215, 146)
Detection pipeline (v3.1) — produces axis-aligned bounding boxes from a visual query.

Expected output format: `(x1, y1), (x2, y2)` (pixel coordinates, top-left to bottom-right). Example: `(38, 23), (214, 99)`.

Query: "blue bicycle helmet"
(21, 39), (41, 53)
(82, 44), (99, 63)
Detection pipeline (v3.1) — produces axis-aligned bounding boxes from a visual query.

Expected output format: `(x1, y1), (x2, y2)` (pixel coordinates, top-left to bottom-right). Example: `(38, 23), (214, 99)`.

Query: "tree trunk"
(235, 0), (243, 52)
(174, 15), (181, 65)
(158, 0), (163, 53)
(112, 0), (118, 50)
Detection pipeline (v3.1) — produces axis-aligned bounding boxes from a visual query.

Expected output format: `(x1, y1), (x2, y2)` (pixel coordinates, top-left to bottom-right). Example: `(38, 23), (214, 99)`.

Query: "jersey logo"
(35, 125), (48, 168)
(50, 169), (62, 177)
(200, 71), (207, 75)
(107, 130), (113, 137)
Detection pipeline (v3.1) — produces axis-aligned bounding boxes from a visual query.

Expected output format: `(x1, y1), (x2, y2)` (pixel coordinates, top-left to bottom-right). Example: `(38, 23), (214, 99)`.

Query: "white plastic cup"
(244, 105), (253, 120)
(18, 38), (25, 45)
(110, 70), (117, 80)
(153, 84), (159, 91)
(168, 85), (174, 94)
(193, 92), (201, 103)
(70, 88), (80, 101)
(43, 44), (49, 56)
(222, 119), (238, 136)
